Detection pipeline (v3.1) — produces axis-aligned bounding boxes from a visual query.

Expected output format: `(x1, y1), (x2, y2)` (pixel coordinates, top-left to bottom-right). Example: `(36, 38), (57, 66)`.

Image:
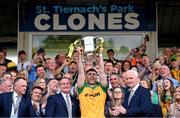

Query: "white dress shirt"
(61, 92), (72, 117)
(61, 92), (72, 108)
(31, 101), (40, 112)
(10, 92), (22, 118)
(17, 61), (30, 72)
(128, 84), (140, 105)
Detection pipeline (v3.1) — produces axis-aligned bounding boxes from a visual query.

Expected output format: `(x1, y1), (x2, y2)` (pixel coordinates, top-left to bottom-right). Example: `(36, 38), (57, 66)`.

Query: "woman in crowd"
(113, 61), (123, 75)
(140, 79), (159, 104)
(33, 79), (48, 111)
(121, 61), (131, 73)
(160, 78), (174, 117)
(158, 55), (168, 65)
(105, 87), (125, 117)
(18, 69), (29, 81)
(169, 86), (180, 117)
(33, 78), (47, 95)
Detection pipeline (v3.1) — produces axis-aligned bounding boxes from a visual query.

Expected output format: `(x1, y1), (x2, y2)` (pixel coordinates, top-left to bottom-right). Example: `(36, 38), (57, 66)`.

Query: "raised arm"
(27, 53), (37, 72)
(98, 48), (107, 87)
(77, 48), (85, 88)
(124, 49), (134, 61)
(53, 59), (68, 77)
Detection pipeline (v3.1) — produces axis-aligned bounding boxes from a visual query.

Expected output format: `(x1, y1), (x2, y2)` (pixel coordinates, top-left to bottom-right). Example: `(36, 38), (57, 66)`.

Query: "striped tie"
(66, 95), (72, 118)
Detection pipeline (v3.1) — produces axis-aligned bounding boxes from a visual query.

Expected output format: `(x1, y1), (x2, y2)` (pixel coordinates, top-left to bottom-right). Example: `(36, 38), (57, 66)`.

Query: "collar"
(61, 91), (70, 97)
(31, 100), (40, 111)
(130, 84), (140, 92)
(31, 100), (40, 105)
(13, 91), (22, 104)
(13, 91), (21, 98)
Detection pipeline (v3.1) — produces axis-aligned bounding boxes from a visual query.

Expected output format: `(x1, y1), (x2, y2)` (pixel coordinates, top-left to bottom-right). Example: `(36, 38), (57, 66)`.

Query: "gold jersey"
(78, 82), (108, 118)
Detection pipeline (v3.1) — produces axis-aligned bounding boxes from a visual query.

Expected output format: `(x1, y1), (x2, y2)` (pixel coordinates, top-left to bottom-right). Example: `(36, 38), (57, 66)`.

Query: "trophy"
(67, 36), (104, 65)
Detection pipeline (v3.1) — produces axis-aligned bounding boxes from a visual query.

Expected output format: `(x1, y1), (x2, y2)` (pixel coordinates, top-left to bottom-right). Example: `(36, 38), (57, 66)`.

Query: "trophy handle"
(95, 37), (104, 53)
(67, 43), (75, 58)
(67, 39), (81, 58)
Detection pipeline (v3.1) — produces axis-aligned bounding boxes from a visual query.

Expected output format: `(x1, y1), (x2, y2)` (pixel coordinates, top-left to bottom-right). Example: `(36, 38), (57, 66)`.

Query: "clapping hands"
(109, 105), (126, 116)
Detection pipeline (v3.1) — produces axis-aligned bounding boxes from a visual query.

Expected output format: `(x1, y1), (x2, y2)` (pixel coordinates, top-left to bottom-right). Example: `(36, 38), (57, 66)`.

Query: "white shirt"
(45, 69), (55, 79)
(17, 61), (30, 72)
(128, 84), (140, 105)
(61, 92), (72, 118)
(61, 92), (72, 108)
(130, 83), (140, 96)
(10, 92), (22, 117)
(31, 101), (40, 112)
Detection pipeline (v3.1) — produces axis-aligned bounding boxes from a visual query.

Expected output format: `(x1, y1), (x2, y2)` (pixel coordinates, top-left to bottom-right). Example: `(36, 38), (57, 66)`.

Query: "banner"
(19, 4), (156, 32)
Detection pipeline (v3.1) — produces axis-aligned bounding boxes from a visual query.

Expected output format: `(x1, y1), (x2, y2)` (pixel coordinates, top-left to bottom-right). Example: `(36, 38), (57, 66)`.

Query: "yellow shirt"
(171, 69), (180, 82)
(161, 102), (170, 118)
(78, 82), (108, 118)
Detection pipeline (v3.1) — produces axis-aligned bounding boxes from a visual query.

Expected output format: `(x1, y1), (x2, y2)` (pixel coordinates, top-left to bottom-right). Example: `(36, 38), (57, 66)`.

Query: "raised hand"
(76, 47), (83, 55)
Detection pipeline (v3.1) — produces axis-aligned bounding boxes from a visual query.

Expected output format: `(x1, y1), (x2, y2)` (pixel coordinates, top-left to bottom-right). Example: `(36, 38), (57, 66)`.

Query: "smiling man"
(152, 65), (179, 91)
(0, 77), (28, 117)
(116, 70), (154, 117)
(77, 47), (108, 118)
(27, 86), (44, 117)
(45, 77), (80, 117)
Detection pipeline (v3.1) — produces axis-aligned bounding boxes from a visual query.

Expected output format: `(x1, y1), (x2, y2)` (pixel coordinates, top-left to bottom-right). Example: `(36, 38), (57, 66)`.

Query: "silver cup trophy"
(67, 36), (104, 65)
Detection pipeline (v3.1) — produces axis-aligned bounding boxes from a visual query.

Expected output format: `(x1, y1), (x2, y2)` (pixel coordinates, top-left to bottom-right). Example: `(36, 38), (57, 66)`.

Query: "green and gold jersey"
(78, 82), (108, 118)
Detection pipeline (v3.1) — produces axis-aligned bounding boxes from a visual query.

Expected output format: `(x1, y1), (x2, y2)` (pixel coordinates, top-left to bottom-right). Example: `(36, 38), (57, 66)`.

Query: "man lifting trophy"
(67, 36), (104, 67)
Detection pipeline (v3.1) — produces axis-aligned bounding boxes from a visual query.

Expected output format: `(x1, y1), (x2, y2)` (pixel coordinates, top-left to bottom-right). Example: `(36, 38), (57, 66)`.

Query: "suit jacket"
(0, 92), (28, 117)
(123, 86), (153, 117)
(151, 104), (163, 117)
(45, 93), (80, 117)
(26, 96), (44, 117)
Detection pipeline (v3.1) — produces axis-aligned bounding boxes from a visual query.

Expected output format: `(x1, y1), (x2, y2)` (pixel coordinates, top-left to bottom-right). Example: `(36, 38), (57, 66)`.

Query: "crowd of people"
(0, 41), (179, 117)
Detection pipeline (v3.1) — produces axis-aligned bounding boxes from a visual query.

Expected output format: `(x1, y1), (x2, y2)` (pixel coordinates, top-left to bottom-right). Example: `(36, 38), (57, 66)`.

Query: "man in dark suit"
(0, 77), (28, 117)
(45, 77), (80, 117)
(26, 86), (44, 117)
(113, 70), (153, 117)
